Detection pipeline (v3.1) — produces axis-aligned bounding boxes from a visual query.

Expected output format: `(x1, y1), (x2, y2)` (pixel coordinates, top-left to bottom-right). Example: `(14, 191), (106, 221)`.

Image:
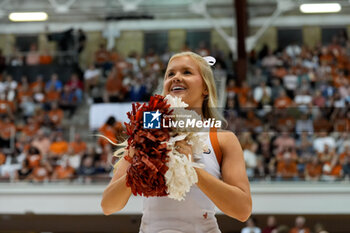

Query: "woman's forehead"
(167, 56), (198, 70)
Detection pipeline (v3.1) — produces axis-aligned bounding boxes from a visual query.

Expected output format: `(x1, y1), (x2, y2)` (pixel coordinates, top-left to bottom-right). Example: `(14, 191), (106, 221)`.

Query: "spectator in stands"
(261, 50), (281, 69)
(59, 84), (79, 117)
(248, 68), (267, 88)
(84, 63), (100, 98)
(14, 159), (33, 181)
(262, 215), (277, 233)
(22, 117), (40, 138)
(313, 132), (336, 154)
(270, 78), (284, 102)
(294, 89), (312, 111)
(30, 75), (45, 93)
(313, 223), (329, 233)
(51, 158), (75, 181)
(77, 155), (96, 183)
(305, 156), (322, 181)
(295, 114), (313, 136)
(274, 89), (293, 109)
(273, 131), (296, 156)
(289, 216), (310, 233)
(69, 133), (87, 156)
(283, 69), (298, 99)
(241, 217), (261, 233)
(340, 145), (350, 180)
(94, 43), (110, 76)
(276, 151), (298, 181)
(103, 66), (125, 102)
(31, 129), (51, 159)
(45, 73), (63, 92)
(0, 149), (6, 166)
(196, 41), (210, 57)
(19, 96), (36, 121)
(312, 90), (326, 108)
(243, 142), (258, 179)
(3, 74), (18, 102)
(66, 73), (83, 102)
(98, 116), (123, 148)
(48, 132), (69, 167)
(285, 42), (301, 58)
(65, 146), (82, 170)
(26, 43), (40, 66)
(128, 76), (147, 101)
(29, 160), (52, 182)
(253, 81), (271, 106)
(322, 153), (342, 181)
(8, 46), (23, 67)
(48, 102), (64, 128)
(0, 116), (16, 149)
(17, 76), (32, 103)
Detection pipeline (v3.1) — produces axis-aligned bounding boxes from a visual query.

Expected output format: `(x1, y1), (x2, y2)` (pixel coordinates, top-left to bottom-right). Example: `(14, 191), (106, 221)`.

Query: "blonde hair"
(162, 51), (226, 127)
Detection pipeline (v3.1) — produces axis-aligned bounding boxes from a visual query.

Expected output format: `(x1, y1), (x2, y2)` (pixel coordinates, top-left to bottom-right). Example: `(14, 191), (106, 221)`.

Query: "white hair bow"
(203, 56), (216, 66)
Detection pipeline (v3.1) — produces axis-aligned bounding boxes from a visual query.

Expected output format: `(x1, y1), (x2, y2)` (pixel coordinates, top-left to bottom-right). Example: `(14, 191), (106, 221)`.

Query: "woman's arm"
(195, 131), (252, 222)
(101, 154), (132, 215)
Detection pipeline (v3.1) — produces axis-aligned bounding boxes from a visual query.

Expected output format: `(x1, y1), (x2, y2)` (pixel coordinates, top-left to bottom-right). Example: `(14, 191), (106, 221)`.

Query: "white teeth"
(171, 86), (186, 91)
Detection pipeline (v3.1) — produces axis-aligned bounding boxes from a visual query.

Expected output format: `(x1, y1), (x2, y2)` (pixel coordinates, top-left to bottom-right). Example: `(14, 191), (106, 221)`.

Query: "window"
(321, 27), (347, 45)
(277, 28), (302, 50)
(144, 31), (168, 54)
(186, 30), (211, 51)
(15, 35), (38, 51)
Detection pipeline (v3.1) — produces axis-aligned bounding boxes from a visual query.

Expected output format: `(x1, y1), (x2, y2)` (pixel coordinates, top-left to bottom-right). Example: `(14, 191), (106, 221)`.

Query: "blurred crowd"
(0, 29), (349, 182)
(241, 215), (328, 233)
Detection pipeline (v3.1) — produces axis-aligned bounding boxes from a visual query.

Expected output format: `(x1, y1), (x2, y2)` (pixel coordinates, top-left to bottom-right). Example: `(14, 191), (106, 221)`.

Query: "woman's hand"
(128, 146), (136, 158)
(175, 140), (194, 162)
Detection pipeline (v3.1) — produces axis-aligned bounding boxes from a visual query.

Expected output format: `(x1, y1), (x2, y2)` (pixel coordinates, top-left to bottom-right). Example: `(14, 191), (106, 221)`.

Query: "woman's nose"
(171, 73), (181, 82)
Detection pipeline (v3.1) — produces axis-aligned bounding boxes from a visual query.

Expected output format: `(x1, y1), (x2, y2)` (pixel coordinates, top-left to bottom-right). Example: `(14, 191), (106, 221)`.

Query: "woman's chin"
(169, 91), (186, 99)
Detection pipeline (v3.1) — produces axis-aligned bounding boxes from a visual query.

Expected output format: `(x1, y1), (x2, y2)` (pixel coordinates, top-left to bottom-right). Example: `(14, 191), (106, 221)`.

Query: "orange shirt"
(333, 118), (350, 132)
(95, 50), (110, 64)
(46, 90), (60, 102)
(53, 165), (75, 179)
(105, 75), (122, 93)
(27, 154), (42, 168)
(17, 89), (33, 103)
(339, 153), (350, 164)
(39, 55), (53, 65)
(277, 161), (298, 178)
(273, 67), (287, 79)
(323, 161), (342, 177)
(305, 163), (322, 178)
(69, 141), (87, 154)
(48, 109), (64, 125)
(274, 96), (293, 108)
(98, 124), (117, 147)
(290, 227), (310, 233)
(0, 152), (6, 165)
(30, 80), (44, 91)
(32, 166), (49, 181)
(0, 100), (15, 114)
(22, 123), (40, 137)
(0, 122), (16, 139)
(50, 141), (69, 155)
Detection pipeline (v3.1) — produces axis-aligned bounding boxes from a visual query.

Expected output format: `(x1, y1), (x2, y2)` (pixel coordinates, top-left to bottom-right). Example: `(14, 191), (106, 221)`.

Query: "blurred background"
(0, 0), (350, 232)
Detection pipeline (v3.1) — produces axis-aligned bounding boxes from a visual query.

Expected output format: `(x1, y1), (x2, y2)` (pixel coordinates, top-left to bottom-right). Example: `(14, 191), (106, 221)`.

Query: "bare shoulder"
(216, 130), (241, 150)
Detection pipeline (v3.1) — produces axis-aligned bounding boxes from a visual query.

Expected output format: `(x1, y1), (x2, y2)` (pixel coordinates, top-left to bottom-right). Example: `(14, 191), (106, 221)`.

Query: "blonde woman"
(101, 52), (252, 232)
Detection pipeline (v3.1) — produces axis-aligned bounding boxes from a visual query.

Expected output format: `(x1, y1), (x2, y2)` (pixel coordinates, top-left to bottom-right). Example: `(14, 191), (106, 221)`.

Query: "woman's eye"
(184, 70), (191, 75)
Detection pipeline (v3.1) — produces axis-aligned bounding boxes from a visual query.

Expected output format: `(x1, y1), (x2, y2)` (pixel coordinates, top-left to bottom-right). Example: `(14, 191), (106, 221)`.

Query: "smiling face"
(163, 55), (208, 110)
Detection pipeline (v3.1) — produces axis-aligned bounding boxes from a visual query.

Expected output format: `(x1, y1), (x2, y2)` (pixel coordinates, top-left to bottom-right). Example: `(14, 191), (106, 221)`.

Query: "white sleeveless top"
(140, 133), (222, 233)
